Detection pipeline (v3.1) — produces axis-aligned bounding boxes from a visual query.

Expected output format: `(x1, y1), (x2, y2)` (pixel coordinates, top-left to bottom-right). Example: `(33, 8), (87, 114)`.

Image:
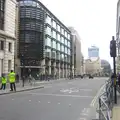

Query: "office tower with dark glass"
(18, 0), (72, 78)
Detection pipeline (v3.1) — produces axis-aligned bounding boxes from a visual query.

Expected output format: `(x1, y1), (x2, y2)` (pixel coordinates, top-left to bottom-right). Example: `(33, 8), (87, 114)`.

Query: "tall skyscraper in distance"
(88, 46), (99, 58)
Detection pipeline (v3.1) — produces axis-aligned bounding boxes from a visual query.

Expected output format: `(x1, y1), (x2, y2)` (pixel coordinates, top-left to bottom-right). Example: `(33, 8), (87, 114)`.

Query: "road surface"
(0, 77), (108, 120)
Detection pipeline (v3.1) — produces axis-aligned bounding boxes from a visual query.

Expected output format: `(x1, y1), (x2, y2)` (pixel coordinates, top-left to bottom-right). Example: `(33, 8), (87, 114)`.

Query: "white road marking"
(38, 101), (41, 103)
(82, 108), (90, 113)
(48, 102), (50, 103)
(30, 93), (94, 98)
(12, 99), (14, 100)
(58, 103), (60, 104)
(79, 118), (86, 120)
(29, 100), (31, 102)
(69, 104), (71, 106)
(80, 113), (88, 116)
(90, 84), (105, 107)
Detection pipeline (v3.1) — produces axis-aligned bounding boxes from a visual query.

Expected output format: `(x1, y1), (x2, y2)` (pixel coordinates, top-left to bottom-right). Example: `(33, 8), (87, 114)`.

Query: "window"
(61, 37), (64, 43)
(61, 45), (64, 52)
(57, 24), (61, 32)
(45, 37), (51, 46)
(61, 28), (64, 35)
(0, 41), (4, 50)
(60, 54), (64, 61)
(46, 26), (51, 36)
(65, 47), (67, 54)
(52, 31), (56, 39)
(65, 39), (67, 46)
(56, 52), (60, 60)
(68, 49), (70, 55)
(46, 15), (51, 25)
(65, 31), (67, 38)
(45, 48), (51, 57)
(8, 60), (11, 72)
(0, 0), (5, 30)
(68, 41), (70, 47)
(52, 40), (56, 49)
(57, 34), (60, 41)
(57, 43), (60, 51)
(52, 20), (56, 29)
(68, 34), (70, 39)
(8, 43), (12, 52)
(51, 50), (56, 58)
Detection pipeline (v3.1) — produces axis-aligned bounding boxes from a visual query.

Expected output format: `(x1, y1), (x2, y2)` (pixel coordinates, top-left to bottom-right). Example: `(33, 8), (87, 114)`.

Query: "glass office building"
(18, 0), (72, 78)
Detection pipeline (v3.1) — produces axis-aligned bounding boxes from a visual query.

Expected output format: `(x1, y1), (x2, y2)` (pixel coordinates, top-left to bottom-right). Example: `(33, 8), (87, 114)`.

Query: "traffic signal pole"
(113, 56), (117, 104)
(110, 36), (117, 104)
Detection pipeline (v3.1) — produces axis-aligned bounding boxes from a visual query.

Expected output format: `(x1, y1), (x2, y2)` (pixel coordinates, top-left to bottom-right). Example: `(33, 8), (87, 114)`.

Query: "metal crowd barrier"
(97, 79), (114, 120)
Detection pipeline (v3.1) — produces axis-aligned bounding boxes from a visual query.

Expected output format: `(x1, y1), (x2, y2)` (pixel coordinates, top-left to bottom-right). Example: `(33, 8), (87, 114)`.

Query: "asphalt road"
(0, 77), (108, 120)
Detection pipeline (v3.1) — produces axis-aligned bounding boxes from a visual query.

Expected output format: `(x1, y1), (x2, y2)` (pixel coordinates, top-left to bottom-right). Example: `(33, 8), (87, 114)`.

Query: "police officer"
(0, 74), (7, 90)
(9, 70), (16, 91)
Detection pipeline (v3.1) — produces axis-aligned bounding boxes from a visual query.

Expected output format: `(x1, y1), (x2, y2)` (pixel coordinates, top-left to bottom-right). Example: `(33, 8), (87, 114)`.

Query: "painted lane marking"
(90, 84), (105, 107)
(79, 118), (86, 120)
(38, 101), (41, 103)
(30, 93), (94, 98)
(48, 101), (51, 103)
(29, 100), (31, 102)
(58, 103), (60, 104)
(12, 99), (14, 100)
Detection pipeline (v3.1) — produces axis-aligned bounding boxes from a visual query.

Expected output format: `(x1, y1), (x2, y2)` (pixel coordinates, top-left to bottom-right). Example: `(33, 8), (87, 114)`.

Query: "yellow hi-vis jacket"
(1, 77), (7, 84)
(9, 72), (16, 83)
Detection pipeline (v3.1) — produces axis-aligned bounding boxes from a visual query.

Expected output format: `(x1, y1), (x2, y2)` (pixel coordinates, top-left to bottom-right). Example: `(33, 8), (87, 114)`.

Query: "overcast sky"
(40, 0), (118, 67)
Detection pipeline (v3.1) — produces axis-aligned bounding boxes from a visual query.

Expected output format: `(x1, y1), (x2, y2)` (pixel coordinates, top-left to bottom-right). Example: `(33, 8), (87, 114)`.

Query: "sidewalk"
(112, 94), (120, 120)
(0, 78), (68, 95)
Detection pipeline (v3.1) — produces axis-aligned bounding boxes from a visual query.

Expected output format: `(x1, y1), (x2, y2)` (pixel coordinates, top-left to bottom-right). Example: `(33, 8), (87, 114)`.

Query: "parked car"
(89, 75), (94, 79)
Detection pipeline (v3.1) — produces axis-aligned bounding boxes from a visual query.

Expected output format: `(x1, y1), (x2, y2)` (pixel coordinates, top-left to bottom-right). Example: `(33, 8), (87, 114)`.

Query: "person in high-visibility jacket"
(8, 70), (16, 91)
(0, 74), (7, 90)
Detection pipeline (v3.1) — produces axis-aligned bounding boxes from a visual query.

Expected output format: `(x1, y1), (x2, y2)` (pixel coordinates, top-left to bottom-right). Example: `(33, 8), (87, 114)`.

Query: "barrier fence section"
(97, 79), (114, 120)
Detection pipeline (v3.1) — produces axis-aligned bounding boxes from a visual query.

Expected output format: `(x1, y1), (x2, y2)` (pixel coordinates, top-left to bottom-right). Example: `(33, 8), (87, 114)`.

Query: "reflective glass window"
(20, 1), (24, 6)
(65, 39), (67, 46)
(46, 37), (51, 46)
(65, 31), (67, 38)
(51, 50), (56, 58)
(68, 49), (70, 55)
(52, 40), (56, 49)
(65, 55), (67, 61)
(52, 31), (56, 39)
(68, 34), (70, 39)
(53, 20), (56, 29)
(68, 41), (70, 47)
(57, 34), (60, 41)
(45, 48), (51, 57)
(56, 52), (60, 60)
(61, 28), (64, 35)
(61, 54), (64, 61)
(46, 26), (51, 36)
(57, 24), (61, 32)
(61, 37), (64, 43)
(46, 15), (51, 25)
(65, 47), (67, 54)
(57, 43), (60, 51)
(61, 45), (64, 52)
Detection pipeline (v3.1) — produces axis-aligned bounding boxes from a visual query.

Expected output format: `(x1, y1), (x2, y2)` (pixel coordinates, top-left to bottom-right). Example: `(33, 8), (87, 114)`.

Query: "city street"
(0, 77), (108, 120)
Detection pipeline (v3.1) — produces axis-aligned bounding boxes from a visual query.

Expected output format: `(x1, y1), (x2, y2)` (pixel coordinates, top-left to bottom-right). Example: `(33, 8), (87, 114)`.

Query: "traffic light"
(110, 37), (116, 57)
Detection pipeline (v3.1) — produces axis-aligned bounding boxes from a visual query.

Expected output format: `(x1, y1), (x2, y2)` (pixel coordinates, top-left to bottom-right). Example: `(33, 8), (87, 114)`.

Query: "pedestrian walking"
(0, 74), (7, 90)
(8, 70), (16, 92)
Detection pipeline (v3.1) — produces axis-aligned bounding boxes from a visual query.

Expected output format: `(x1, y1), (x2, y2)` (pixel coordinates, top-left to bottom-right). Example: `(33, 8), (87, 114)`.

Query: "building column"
(48, 60), (51, 75)
(41, 59), (45, 74)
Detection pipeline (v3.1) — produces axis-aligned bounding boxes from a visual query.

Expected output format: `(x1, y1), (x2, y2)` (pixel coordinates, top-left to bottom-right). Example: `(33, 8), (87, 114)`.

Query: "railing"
(97, 79), (114, 120)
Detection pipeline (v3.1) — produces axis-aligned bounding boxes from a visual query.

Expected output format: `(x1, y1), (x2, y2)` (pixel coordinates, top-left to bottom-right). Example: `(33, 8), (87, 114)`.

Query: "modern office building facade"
(17, 0), (72, 78)
(0, 0), (16, 77)
(69, 27), (84, 75)
(88, 46), (99, 58)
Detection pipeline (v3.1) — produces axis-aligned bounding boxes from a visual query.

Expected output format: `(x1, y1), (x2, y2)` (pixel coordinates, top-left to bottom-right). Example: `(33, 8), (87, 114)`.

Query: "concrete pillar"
(48, 60), (51, 75)
(41, 59), (45, 74)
